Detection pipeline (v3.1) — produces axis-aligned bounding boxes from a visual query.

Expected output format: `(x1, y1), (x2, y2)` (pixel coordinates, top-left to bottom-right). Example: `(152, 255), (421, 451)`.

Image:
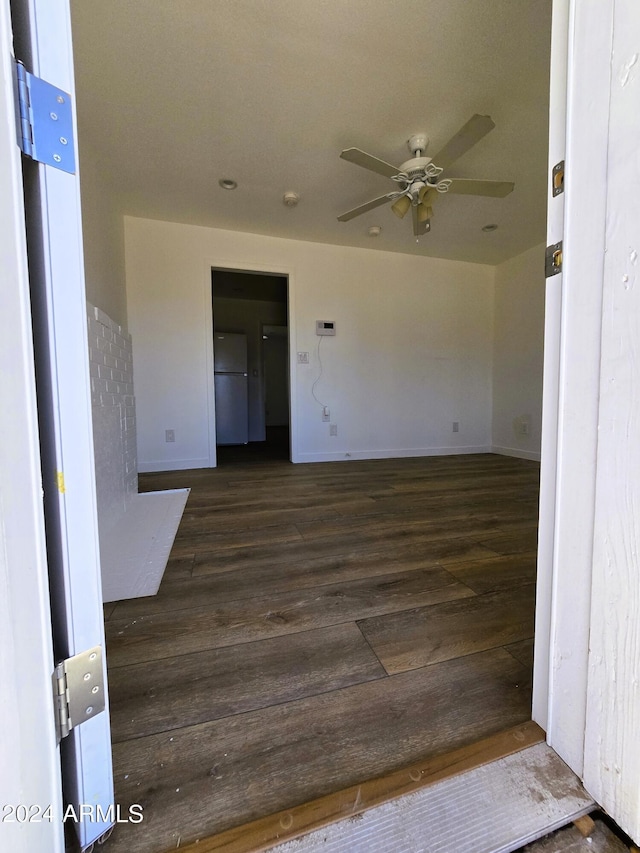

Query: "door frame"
(533, 0), (614, 780)
(4, 0), (637, 844)
(205, 260), (297, 464)
(3, 0), (114, 849)
(261, 323), (291, 434)
(0, 2), (64, 850)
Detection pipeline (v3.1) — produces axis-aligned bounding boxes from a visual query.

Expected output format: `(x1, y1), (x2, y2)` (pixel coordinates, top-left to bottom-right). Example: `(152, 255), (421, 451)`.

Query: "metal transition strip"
(175, 721), (594, 853)
(270, 741), (594, 853)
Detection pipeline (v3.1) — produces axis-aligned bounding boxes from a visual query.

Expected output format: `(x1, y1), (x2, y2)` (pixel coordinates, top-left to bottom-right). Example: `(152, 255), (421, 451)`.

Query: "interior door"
(10, 0), (114, 849)
(0, 2), (64, 851)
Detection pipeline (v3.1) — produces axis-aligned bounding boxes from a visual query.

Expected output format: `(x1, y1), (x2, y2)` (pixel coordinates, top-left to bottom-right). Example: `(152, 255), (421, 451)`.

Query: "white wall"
(78, 137), (128, 328)
(213, 296), (287, 441)
(125, 217), (495, 470)
(492, 242), (546, 460)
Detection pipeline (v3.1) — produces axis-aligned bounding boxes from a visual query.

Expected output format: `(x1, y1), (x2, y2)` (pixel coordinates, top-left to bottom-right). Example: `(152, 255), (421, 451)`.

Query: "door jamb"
(205, 260), (297, 465)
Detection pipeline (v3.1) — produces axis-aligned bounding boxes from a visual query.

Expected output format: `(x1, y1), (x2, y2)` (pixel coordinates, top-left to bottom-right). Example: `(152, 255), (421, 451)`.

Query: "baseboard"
(492, 445), (541, 462)
(138, 457), (211, 473)
(295, 445), (492, 464)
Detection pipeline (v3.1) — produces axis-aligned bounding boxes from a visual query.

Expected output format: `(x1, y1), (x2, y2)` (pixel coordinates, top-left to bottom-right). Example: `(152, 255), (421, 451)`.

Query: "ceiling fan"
(337, 114), (514, 237)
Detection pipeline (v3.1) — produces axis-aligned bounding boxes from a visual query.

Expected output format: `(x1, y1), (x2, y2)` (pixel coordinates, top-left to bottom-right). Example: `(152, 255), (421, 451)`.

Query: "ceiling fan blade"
(446, 179), (515, 197)
(337, 194), (394, 222)
(431, 114), (496, 170)
(340, 148), (400, 179)
(391, 195), (412, 219)
(412, 204), (430, 236)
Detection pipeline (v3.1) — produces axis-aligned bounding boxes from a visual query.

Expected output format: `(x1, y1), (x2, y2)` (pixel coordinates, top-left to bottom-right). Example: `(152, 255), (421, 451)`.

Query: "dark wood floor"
(102, 441), (539, 853)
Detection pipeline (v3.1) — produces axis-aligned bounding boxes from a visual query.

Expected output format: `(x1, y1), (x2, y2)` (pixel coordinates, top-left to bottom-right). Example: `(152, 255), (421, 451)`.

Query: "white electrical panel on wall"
(316, 320), (336, 336)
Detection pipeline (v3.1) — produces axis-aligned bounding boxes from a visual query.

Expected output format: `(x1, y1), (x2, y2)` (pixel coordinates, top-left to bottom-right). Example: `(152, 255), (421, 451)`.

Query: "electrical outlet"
(322, 406), (330, 422)
(452, 421), (459, 433)
(297, 351), (309, 364)
(165, 429), (175, 443)
(330, 424), (338, 436)
(513, 415), (531, 438)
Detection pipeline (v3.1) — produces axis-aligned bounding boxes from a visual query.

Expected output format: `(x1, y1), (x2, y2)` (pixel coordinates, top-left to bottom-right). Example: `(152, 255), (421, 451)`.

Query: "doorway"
(211, 269), (290, 464)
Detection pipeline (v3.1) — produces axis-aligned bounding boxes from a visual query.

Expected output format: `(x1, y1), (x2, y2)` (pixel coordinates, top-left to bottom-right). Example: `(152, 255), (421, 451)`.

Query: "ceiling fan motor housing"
(407, 134), (428, 156)
(398, 155), (432, 175)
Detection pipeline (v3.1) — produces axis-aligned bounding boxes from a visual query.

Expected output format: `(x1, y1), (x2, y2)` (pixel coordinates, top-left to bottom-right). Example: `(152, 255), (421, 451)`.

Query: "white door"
(10, 0), (114, 849)
(539, 0), (640, 843)
(532, 0), (569, 737)
(0, 2), (63, 851)
(537, 0), (615, 779)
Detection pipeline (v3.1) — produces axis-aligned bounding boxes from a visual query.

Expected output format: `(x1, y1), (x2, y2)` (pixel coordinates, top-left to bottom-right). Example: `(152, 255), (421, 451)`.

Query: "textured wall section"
(87, 303), (137, 533)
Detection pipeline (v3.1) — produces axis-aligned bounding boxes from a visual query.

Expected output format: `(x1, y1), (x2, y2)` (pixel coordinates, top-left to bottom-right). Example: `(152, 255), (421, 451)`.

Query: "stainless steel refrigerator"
(214, 332), (249, 444)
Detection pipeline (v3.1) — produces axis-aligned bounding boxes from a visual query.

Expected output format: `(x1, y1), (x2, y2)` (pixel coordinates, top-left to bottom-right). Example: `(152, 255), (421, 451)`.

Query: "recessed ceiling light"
(482, 223), (498, 232)
(368, 225), (382, 237)
(219, 178), (237, 190)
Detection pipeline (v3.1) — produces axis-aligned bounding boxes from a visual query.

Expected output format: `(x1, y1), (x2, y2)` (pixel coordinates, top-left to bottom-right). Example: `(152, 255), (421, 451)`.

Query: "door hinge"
(53, 646), (105, 742)
(545, 241), (563, 277)
(13, 59), (76, 174)
(552, 160), (564, 196)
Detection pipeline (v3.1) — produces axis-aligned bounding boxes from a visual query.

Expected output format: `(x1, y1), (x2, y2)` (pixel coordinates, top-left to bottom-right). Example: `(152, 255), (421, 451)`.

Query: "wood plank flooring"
(102, 447), (539, 853)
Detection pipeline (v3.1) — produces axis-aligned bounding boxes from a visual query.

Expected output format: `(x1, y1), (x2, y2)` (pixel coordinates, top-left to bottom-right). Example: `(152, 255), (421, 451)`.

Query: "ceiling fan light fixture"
(482, 223), (499, 232)
(219, 178), (237, 190)
(419, 187), (437, 206)
(391, 195), (411, 219)
(337, 115), (513, 239)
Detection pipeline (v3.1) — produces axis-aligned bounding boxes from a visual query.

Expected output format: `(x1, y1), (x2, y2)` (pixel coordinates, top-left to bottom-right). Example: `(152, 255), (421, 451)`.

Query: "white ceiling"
(70, 0), (552, 266)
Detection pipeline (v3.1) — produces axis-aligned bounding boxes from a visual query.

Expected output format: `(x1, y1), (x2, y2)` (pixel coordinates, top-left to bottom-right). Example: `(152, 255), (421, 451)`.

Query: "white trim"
(297, 446), (492, 464)
(491, 446), (541, 462)
(286, 270), (298, 463)
(532, 0), (569, 739)
(203, 260), (218, 468)
(21, 0), (114, 844)
(139, 457), (212, 473)
(205, 258), (299, 464)
(0, 1), (64, 849)
(544, 0), (612, 778)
